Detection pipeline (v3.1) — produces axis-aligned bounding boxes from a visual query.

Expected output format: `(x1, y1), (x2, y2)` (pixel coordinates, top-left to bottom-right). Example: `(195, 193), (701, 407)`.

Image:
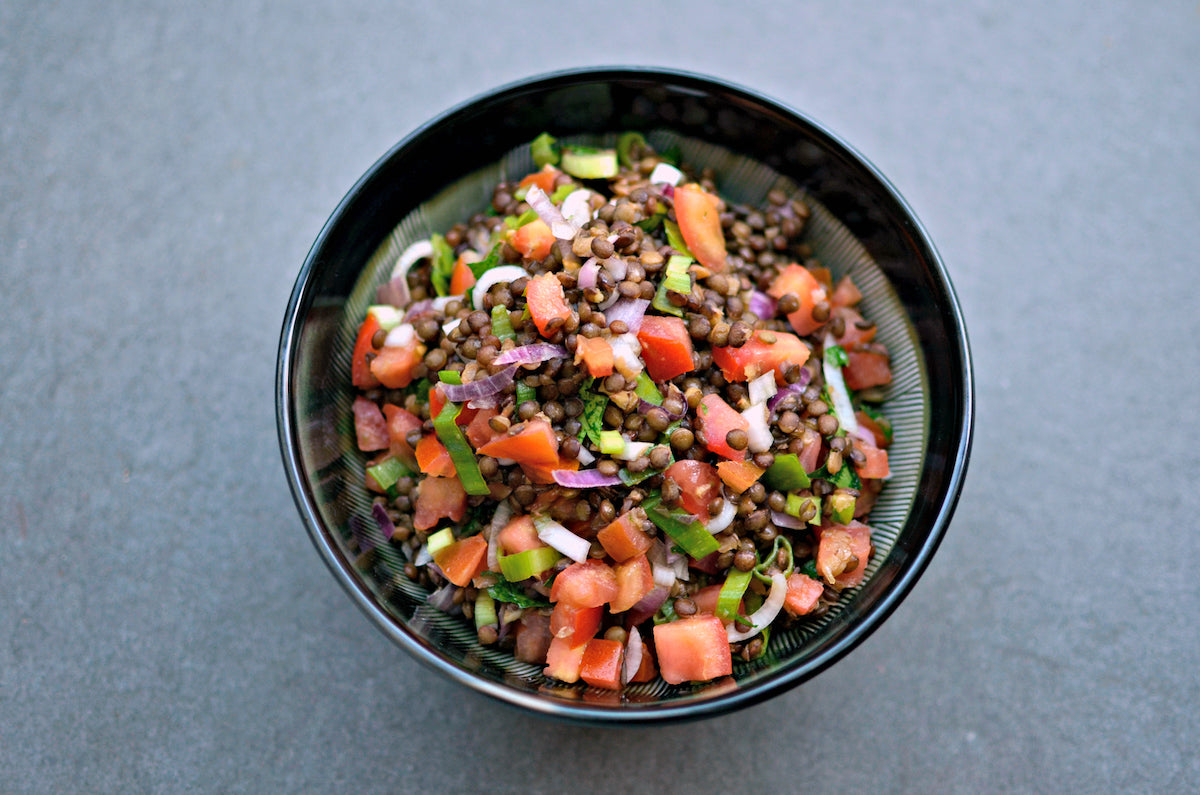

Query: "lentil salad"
(349, 132), (895, 690)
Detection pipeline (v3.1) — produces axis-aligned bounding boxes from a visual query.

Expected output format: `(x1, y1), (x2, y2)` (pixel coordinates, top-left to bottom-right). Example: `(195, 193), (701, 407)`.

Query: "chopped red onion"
(770, 510), (808, 529)
(823, 333), (859, 434)
(394, 240), (434, 279)
(552, 468), (623, 488)
(652, 562), (677, 589)
(376, 275), (411, 308)
(626, 586), (669, 627)
(604, 298), (650, 333)
(534, 516), (590, 563)
(371, 503), (396, 541)
(767, 370), (813, 411)
(485, 501), (513, 571)
(560, 189), (593, 229)
(470, 265), (529, 310)
(492, 343), (570, 367)
(726, 571), (787, 642)
(525, 185), (575, 239)
(623, 627), (644, 684)
(649, 162), (684, 185)
(427, 582), (458, 612)
(748, 372), (778, 406)
(578, 258), (600, 290)
(440, 365), (517, 403)
(575, 447), (596, 465)
(748, 290), (777, 320)
(403, 299), (434, 320)
(609, 333), (643, 378)
(384, 323), (416, 349)
(602, 255), (627, 282)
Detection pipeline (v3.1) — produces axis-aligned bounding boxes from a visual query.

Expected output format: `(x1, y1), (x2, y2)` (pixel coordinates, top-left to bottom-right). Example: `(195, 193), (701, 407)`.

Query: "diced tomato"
(673, 184), (727, 272)
(520, 454), (578, 485)
(428, 384), (478, 428)
(514, 610), (552, 664)
(712, 330), (811, 384)
(382, 404), (422, 468)
(518, 164), (560, 194)
(574, 335), (614, 378)
(580, 638), (625, 690)
(853, 410), (891, 449)
(653, 615), (733, 685)
(464, 407), (501, 449)
(695, 394), (749, 461)
(854, 442), (890, 480)
(636, 315), (694, 383)
(369, 344), (423, 389)
(688, 551), (721, 575)
(797, 426), (822, 474)
(476, 419), (559, 466)
(550, 559), (618, 608)
(628, 637), (657, 683)
(449, 256), (476, 295)
(551, 602), (603, 642)
(716, 460), (764, 494)
(663, 460), (722, 517)
(432, 535), (487, 587)
(610, 554), (654, 613)
(524, 272), (572, 337)
(352, 396), (389, 451)
(415, 434), (456, 478)
(351, 314), (382, 389)
(767, 263), (828, 336)
(783, 572), (824, 616)
(497, 515), (543, 555)
(830, 274), (862, 307)
(544, 635), (589, 683)
(831, 306), (877, 348)
(508, 219), (555, 262)
(412, 475), (467, 531)
(596, 510), (653, 562)
(689, 584), (725, 616)
(816, 521), (873, 589)
(843, 350), (892, 391)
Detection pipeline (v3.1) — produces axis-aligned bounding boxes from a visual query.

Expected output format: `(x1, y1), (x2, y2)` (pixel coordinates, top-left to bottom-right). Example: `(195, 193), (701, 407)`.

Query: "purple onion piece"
(748, 290), (777, 320)
(604, 297), (650, 333)
(551, 468), (624, 488)
(766, 369), (813, 411)
(578, 259), (600, 290)
(440, 365), (517, 403)
(637, 396), (685, 421)
(350, 515), (375, 552)
(626, 586), (670, 628)
(371, 502), (396, 541)
(376, 276), (411, 308)
(770, 510), (808, 529)
(427, 582), (458, 612)
(403, 299), (434, 320)
(491, 343), (570, 367)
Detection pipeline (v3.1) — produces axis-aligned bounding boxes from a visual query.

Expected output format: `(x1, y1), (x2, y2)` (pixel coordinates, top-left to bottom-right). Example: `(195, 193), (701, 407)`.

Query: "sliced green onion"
(561, 147), (618, 179)
(531, 132), (559, 167)
(652, 278), (684, 317)
(598, 430), (625, 455)
(634, 372), (663, 405)
(765, 453), (811, 491)
(427, 527), (455, 559)
(786, 494), (821, 524)
(498, 546), (562, 582)
(503, 208), (539, 229)
(515, 381), (536, 406)
(490, 304), (515, 341)
(661, 254), (693, 294)
(438, 370), (462, 386)
(716, 568), (754, 622)
(433, 400), (490, 496)
(641, 496), (720, 560)
(663, 220), (693, 258)
(617, 131), (646, 166)
(474, 591), (497, 630)
(550, 182), (575, 203)
(366, 457), (407, 496)
(829, 491), (856, 524)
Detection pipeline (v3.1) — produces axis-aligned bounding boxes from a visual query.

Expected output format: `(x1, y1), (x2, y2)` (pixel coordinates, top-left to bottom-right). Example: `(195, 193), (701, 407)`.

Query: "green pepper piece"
(829, 490), (856, 524)
(433, 400), (490, 496)
(490, 304), (515, 342)
(716, 568), (754, 622)
(765, 453), (811, 491)
(474, 591), (497, 630)
(634, 372), (663, 405)
(515, 382), (536, 406)
(366, 457), (407, 497)
(438, 370), (462, 386)
(426, 527), (455, 558)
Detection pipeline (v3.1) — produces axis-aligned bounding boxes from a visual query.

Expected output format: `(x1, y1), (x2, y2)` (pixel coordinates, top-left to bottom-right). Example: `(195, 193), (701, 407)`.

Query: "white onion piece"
(368, 304), (405, 331)
(575, 447), (596, 465)
(623, 628), (644, 684)
(392, 239), (434, 280)
(742, 402), (773, 454)
(525, 185), (575, 240)
(748, 372), (778, 406)
(727, 571), (788, 642)
(649, 162), (684, 185)
(535, 518), (590, 563)
(616, 441), (653, 462)
(602, 255), (627, 282)
(383, 323), (416, 349)
(471, 265), (530, 309)
(668, 549), (689, 582)
(823, 334), (859, 435)
(560, 189), (592, 229)
(485, 500), (513, 571)
(441, 317), (462, 337)
(652, 563), (677, 588)
(578, 258), (600, 289)
(610, 333), (644, 379)
(413, 545), (433, 567)
(705, 498), (736, 534)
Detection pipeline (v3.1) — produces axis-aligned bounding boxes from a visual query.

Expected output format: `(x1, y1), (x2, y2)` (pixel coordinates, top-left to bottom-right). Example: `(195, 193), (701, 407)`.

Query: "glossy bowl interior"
(277, 67), (973, 723)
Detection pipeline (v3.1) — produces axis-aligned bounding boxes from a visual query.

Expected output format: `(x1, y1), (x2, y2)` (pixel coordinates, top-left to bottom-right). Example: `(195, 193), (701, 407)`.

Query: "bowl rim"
(277, 65), (974, 724)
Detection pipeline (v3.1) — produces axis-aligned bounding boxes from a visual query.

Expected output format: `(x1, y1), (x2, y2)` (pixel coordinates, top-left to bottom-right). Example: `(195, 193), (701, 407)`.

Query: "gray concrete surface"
(3, 1), (1198, 792)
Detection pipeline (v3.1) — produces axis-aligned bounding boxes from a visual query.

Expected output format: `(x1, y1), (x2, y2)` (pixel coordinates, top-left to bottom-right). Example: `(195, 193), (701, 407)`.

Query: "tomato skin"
(579, 638), (625, 690)
(524, 272), (572, 337)
(464, 407), (501, 449)
(854, 443), (889, 479)
(829, 274), (862, 307)
(415, 434), (456, 478)
(609, 554), (654, 613)
(695, 394), (749, 461)
(767, 264), (827, 336)
(551, 602), (603, 642)
(449, 256), (476, 294)
(816, 521), (873, 589)
(663, 460), (722, 517)
(831, 306), (877, 348)
(673, 184), (727, 272)
(432, 535), (487, 587)
(550, 559), (619, 608)
(352, 396), (390, 451)
(508, 219), (554, 261)
(518, 165), (560, 194)
(843, 350), (892, 391)
(370, 344), (423, 389)
(783, 573), (824, 616)
(413, 475), (467, 531)
(653, 615), (733, 684)
(575, 336), (614, 378)
(352, 314), (382, 389)
(636, 315), (695, 382)
(596, 510), (653, 563)
(475, 419), (559, 466)
(382, 405), (423, 468)
(712, 330), (811, 384)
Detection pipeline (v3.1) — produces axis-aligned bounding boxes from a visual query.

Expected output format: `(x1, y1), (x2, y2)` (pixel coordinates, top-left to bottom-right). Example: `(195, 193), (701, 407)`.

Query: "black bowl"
(277, 67), (973, 723)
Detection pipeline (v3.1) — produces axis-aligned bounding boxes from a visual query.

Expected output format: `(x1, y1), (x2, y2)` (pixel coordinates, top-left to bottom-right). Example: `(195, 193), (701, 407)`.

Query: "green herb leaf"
(487, 580), (550, 609)
(825, 344), (849, 368)
(429, 234), (456, 297)
(578, 377), (608, 448)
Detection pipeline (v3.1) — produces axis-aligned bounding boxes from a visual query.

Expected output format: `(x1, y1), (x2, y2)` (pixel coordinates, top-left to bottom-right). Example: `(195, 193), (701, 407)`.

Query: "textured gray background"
(3, 2), (1198, 793)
